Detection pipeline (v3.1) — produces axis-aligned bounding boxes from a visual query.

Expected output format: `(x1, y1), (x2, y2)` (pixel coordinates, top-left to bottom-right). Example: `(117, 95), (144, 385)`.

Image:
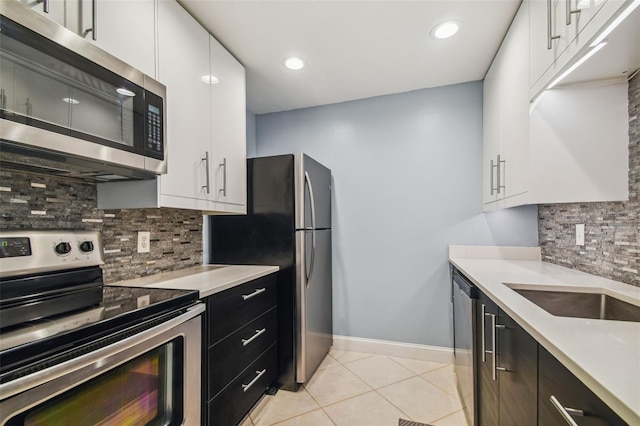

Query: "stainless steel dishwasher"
(452, 266), (478, 426)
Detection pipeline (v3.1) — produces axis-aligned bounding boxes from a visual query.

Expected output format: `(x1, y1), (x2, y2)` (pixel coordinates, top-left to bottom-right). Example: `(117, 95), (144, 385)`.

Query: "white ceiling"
(179, 0), (522, 115)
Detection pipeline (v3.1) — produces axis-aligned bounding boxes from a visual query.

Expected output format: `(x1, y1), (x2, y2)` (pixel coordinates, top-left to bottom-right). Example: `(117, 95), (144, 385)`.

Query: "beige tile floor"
(242, 349), (470, 426)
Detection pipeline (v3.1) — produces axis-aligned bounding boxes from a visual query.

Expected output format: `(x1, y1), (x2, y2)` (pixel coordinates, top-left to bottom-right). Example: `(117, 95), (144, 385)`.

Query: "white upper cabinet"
(482, 52), (502, 208)
(209, 35), (247, 212)
(528, 80), (629, 204)
(15, 0), (156, 78)
(156, 0), (211, 207)
(529, 0), (628, 98)
(86, 0), (156, 78)
(483, 1), (530, 211)
(15, 0), (66, 29)
(499, 1), (530, 206)
(97, 0), (247, 214)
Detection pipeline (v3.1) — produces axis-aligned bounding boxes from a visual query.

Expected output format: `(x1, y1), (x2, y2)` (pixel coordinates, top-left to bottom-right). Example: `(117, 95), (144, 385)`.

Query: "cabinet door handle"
(566, 0), (581, 25)
(219, 157), (227, 197)
(550, 395), (584, 425)
(83, 0), (97, 41)
(242, 328), (266, 346)
(491, 313), (497, 380)
(496, 155), (505, 194)
(481, 304), (486, 362)
(242, 288), (266, 300)
(494, 321), (506, 378)
(202, 151), (210, 194)
(242, 369), (266, 392)
(490, 160), (496, 196)
(36, 0), (49, 13)
(548, 0), (561, 49)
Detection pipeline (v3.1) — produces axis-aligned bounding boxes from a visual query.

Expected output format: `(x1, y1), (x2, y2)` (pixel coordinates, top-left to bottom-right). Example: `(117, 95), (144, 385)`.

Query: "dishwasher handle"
(452, 271), (478, 299)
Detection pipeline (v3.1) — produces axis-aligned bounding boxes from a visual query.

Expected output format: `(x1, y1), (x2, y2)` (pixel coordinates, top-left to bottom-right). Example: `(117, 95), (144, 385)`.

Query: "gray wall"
(255, 81), (539, 348)
(246, 110), (258, 158)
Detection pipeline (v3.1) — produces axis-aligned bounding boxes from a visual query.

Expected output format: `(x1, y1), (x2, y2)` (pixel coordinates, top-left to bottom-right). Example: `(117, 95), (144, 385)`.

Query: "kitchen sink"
(509, 287), (640, 322)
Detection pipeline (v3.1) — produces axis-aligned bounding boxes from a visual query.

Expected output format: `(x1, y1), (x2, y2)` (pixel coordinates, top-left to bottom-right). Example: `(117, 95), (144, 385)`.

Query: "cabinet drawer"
(208, 344), (277, 426)
(538, 347), (625, 426)
(208, 273), (277, 343)
(209, 307), (277, 398)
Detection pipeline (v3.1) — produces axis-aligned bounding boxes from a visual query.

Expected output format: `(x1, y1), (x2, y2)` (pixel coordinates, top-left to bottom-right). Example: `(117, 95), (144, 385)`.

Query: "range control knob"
(79, 241), (94, 254)
(54, 242), (72, 256)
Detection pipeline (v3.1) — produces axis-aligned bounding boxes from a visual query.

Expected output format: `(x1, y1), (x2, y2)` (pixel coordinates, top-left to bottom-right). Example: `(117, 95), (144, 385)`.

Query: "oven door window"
(6, 340), (183, 426)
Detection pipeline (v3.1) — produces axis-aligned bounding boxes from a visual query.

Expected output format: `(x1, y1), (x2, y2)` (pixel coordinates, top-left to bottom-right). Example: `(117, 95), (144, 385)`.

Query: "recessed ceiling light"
(431, 21), (461, 40)
(201, 75), (219, 84)
(116, 88), (136, 97)
(62, 97), (80, 104)
(283, 57), (305, 71)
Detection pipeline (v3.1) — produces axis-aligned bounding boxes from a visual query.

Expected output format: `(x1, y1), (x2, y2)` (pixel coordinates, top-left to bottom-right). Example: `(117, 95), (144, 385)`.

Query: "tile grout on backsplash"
(0, 170), (202, 283)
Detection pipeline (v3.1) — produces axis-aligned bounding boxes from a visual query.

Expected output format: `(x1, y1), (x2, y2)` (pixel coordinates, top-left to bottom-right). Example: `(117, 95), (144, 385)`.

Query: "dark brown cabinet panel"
(538, 346), (626, 426)
(475, 288), (537, 426)
(204, 272), (278, 425)
(497, 311), (537, 425)
(208, 273), (277, 342)
(208, 344), (278, 426)
(208, 307), (278, 398)
(477, 291), (500, 426)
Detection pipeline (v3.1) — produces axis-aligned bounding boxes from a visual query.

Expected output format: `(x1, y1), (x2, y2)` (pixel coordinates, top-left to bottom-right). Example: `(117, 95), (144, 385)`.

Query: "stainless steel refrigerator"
(207, 153), (332, 391)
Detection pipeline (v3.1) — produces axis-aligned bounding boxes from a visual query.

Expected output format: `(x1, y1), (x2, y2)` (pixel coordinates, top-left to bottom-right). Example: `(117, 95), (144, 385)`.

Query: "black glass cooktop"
(0, 285), (199, 381)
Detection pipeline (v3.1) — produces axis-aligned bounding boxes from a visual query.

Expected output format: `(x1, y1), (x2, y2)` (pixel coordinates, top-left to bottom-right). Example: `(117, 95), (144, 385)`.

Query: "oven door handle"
(0, 303), (205, 401)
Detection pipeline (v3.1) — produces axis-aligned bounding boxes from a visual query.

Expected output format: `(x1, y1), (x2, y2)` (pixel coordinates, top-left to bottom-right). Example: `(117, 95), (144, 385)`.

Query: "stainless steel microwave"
(0, 1), (166, 180)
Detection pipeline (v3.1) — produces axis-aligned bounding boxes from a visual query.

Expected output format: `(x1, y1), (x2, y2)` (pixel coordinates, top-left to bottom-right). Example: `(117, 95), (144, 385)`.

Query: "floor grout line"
(373, 386), (418, 423)
(262, 351), (465, 426)
(300, 384), (338, 426)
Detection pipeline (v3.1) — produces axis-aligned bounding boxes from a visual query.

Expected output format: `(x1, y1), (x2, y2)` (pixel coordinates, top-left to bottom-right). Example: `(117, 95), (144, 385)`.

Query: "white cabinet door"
(15, 0), (66, 28)
(500, 1), (530, 203)
(209, 35), (247, 212)
(86, 0), (156, 77)
(484, 1), (530, 211)
(482, 55), (501, 207)
(157, 0), (211, 203)
(528, 80), (629, 204)
(529, 0), (569, 89)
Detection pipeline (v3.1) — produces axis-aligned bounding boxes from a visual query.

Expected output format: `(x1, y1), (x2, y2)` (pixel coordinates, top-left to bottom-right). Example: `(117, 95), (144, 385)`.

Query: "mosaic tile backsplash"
(539, 74), (639, 287)
(0, 171), (202, 283)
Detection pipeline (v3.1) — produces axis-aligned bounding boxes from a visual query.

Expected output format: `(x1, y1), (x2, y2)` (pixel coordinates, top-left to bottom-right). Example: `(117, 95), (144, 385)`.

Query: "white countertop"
(109, 264), (279, 298)
(449, 246), (640, 425)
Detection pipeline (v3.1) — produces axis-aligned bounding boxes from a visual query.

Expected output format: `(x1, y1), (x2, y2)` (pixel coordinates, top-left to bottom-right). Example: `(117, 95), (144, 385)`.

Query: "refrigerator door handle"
(304, 171), (317, 287)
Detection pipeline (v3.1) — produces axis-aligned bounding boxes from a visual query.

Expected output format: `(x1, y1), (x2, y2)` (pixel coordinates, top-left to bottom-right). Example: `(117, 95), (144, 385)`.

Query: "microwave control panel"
(144, 91), (164, 160)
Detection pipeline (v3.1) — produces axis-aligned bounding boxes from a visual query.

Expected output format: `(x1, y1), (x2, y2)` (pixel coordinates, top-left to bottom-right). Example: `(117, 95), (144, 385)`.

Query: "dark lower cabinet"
(472, 285), (627, 426)
(204, 273), (278, 425)
(208, 344), (278, 426)
(476, 289), (537, 426)
(497, 311), (537, 425)
(477, 291), (500, 426)
(538, 346), (626, 426)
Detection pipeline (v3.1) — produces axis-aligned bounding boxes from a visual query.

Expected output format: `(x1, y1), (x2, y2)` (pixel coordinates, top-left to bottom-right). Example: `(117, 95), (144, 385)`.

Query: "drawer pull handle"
(550, 395), (584, 426)
(242, 369), (267, 392)
(242, 328), (266, 346)
(242, 288), (266, 300)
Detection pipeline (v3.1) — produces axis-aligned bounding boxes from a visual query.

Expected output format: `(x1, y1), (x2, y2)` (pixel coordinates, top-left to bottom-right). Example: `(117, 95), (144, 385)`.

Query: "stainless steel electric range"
(0, 230), (204, 425)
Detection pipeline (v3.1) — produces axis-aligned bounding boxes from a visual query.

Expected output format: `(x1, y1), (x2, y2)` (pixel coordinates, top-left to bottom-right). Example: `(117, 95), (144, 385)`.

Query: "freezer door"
(294, 153), (331, 230)
(295, 228), (332, 383)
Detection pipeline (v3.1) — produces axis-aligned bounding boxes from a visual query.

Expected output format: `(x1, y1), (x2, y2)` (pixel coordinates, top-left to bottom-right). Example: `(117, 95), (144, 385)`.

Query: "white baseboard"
(332, 335), (453, 364)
